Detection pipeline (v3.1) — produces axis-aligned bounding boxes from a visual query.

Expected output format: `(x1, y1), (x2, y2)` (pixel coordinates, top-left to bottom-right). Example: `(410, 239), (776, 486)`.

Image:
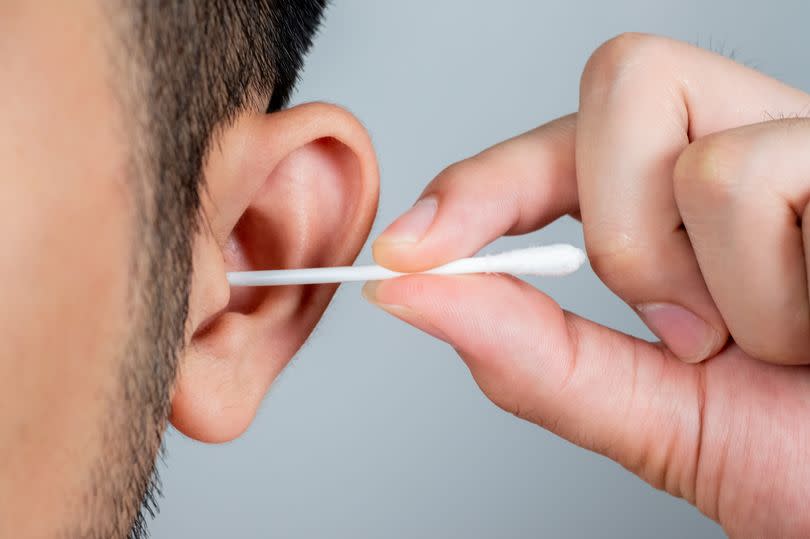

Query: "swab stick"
(227, 244), (586, 287)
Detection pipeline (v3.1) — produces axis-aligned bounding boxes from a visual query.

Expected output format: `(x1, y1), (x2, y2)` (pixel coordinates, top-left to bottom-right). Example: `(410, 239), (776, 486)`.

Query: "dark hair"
(87, 3), (329, 538)
(134, 0), (329, 234)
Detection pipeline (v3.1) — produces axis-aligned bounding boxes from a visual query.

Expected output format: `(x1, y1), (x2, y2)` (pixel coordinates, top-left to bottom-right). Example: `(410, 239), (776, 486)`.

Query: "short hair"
(101, 3), (329, 538)
(132, 0), (329, 228)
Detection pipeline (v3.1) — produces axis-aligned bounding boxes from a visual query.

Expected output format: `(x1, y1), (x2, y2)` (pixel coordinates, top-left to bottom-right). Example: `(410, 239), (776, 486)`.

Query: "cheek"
(0, 122), (134, 531)
(0, 145), (133, 533)
(0, 178), (132, 376)
(0, 1), (135, 523)
(0, 153), (134, 511)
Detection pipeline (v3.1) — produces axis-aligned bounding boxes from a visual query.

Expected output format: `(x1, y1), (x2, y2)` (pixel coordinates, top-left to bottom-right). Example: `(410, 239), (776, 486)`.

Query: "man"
(1, 1), (380, 537)
(2, 2), (808, 539)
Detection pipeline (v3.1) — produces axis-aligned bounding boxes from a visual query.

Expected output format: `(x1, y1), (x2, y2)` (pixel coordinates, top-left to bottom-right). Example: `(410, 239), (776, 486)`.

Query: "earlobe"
(171, 103), (378, 443)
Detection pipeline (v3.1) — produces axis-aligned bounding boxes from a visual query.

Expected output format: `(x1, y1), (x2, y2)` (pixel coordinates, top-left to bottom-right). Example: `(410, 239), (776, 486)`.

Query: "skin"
(3, 8), (803, 538)
(0, 2), (379, 536)
(368, 34), (810, 538)
(0, 1), (134, 533)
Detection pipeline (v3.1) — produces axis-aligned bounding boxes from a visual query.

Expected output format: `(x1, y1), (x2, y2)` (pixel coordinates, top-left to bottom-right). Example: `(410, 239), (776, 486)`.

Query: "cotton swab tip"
(478, 244), (587, 276)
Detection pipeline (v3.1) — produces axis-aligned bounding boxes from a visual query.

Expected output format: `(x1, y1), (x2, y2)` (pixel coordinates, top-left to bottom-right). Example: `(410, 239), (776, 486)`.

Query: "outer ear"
(171, 103), (379, 443)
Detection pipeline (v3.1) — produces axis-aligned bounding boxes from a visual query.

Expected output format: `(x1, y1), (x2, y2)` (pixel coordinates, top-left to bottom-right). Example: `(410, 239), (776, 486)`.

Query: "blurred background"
(151, 1), (809, 537)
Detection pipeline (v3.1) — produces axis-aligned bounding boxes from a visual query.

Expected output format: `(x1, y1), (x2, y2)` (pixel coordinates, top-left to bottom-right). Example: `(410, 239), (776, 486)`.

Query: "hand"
(363, 34), (810, 538)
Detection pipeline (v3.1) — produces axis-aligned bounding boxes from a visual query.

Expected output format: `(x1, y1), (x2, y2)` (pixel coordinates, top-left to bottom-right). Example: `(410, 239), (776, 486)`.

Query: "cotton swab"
(227, 244), (586, 287)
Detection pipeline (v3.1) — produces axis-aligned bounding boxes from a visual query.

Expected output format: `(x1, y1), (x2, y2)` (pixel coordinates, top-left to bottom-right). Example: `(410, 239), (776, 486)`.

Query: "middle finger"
(576, 33), (809, 362)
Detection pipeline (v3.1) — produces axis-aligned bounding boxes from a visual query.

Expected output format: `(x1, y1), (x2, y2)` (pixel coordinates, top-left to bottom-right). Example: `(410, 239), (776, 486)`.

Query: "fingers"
(372, 114), (579, 272)
(674, 119), (810, 364)
(363, 273), (704, 500)
(576, 33), (810, 363)
(374, 33), (810, 365)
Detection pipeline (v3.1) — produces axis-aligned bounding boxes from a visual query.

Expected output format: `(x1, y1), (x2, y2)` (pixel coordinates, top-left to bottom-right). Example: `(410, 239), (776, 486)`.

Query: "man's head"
(0, 2), (378, 537)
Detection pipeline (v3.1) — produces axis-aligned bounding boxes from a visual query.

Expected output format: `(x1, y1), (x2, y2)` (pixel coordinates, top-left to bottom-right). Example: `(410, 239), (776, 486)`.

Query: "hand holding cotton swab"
(227, 244), (586, 287)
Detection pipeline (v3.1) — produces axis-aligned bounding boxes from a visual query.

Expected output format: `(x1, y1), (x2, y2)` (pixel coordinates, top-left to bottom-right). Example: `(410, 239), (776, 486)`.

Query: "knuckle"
(581, 32), (669, 97)
(430, 158), (478, 192)
(673, 135), (749, 210)
(585, 231), (655, 286)
(734, 334), (803, 365)
(730, 312), (810, 365)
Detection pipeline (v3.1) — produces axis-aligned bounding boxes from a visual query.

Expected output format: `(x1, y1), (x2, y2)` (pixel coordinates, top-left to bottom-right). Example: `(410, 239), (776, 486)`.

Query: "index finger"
(372, 114), (578, 272)
(374, 34), (810, 280)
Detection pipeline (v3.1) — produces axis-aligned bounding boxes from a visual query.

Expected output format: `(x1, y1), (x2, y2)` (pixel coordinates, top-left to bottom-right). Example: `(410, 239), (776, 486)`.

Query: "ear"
(171, 103), (379, 443)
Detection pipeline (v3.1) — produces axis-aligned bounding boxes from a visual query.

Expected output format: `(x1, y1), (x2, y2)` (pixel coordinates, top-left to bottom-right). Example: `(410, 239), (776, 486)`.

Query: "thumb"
(363, 273), (704, 501)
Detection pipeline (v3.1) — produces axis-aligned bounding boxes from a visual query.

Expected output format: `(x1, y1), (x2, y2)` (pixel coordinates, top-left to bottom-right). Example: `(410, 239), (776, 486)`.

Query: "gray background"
(151, 1), (810, 537)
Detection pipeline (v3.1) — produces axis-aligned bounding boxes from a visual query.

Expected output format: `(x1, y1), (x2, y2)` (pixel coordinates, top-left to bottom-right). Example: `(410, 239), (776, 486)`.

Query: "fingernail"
(362, 281), (451, 343)
(360, 280), (387, 305)
(376, 196), (438, 244)
(636, 303), (719, 363)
